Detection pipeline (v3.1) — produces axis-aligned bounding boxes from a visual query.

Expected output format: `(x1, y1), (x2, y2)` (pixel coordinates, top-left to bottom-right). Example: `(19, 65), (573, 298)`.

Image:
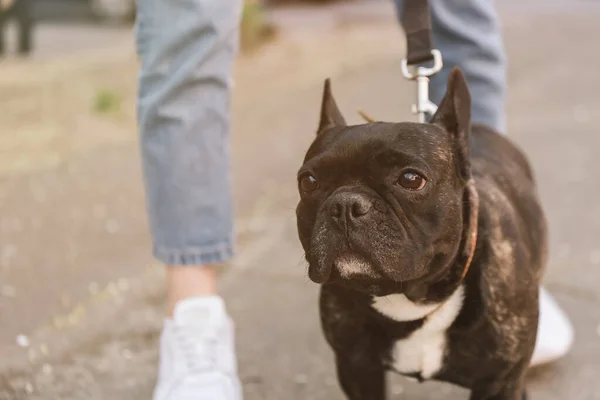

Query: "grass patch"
(93, 89), (122, 114)
(241, 1), (277, 52)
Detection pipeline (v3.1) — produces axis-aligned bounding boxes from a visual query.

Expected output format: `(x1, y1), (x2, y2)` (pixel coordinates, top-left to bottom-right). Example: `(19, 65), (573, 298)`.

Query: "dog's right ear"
(317, 79), (346, 135)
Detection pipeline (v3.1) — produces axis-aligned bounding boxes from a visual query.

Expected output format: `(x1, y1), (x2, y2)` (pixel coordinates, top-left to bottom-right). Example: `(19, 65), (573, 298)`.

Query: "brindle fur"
(295, 69), (546, 400)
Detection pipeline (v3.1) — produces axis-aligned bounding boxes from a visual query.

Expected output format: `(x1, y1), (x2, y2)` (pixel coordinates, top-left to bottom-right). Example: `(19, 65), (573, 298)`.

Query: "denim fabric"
(135, 0), (242, 265)
(136, 0), (505, 267)
(395, 0), (507, 133)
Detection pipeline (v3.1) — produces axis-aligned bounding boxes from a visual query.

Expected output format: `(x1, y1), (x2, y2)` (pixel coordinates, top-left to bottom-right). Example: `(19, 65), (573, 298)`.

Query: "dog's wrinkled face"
(296, 69), (472, 297)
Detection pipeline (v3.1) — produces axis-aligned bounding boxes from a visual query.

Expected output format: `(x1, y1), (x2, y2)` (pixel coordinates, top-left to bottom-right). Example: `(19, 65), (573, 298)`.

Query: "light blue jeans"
(135, 0), (506, 266)
(395, 0), (506, 133)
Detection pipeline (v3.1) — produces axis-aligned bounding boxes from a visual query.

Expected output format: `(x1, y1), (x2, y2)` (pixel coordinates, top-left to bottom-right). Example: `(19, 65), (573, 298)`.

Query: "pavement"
(1, 0), (600, 399)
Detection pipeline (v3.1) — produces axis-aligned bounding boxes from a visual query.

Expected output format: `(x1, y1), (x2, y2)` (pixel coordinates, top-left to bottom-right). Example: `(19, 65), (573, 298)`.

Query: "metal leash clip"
(401, 49), (443, 123)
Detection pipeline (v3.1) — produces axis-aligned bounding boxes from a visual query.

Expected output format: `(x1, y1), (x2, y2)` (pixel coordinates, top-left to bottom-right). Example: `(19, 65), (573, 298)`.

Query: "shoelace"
(173, 324), (221, 375)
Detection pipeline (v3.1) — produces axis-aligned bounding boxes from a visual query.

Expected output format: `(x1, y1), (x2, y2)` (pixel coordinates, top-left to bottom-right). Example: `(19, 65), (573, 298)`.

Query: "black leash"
(401, 0), (443, 122)
(402, 0), (434, 66)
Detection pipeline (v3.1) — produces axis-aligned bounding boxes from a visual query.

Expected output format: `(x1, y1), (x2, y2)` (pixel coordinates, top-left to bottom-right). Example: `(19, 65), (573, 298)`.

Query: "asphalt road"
(1, 0), (599, 399)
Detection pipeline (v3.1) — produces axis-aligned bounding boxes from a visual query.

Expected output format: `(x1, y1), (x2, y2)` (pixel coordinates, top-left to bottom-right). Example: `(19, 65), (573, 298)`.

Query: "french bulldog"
(295, 68), (546, 400)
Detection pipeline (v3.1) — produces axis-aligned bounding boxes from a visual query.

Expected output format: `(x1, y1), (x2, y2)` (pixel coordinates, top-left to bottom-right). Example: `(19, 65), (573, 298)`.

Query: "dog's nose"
(330, 193), (373, 222)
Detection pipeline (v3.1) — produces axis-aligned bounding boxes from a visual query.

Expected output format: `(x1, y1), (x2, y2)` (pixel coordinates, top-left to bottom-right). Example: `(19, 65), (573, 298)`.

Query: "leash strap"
(401, 0), (443, 122)
(402, 0), (434, 66)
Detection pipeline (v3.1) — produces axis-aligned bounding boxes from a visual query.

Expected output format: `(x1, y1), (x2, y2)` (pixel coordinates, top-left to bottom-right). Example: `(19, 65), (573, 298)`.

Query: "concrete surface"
(0, 22), (132, 60)
(1, 0), (600, 399)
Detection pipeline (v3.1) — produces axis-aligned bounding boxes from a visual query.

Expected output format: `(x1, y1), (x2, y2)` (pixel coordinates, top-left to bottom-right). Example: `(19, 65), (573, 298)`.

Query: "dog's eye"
(299, 174), (319, 193)
(397, 171), (426, 191)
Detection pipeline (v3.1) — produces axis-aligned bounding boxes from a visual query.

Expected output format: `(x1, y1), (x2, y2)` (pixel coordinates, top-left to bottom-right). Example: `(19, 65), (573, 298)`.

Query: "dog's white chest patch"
(371, 286), (465, 379)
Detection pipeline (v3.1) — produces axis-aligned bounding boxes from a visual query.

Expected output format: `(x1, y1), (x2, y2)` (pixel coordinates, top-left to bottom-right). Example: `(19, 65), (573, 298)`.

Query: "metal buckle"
(401, 49), (443, 123)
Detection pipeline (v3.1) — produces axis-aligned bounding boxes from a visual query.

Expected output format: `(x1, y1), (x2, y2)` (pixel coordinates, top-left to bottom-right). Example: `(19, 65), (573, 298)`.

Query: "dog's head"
(296, 68), (476, 298)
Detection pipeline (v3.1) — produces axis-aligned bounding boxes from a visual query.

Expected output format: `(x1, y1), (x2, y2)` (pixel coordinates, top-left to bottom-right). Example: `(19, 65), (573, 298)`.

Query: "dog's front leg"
(334, 351), (386, 400)
(320, 287), (389, 399)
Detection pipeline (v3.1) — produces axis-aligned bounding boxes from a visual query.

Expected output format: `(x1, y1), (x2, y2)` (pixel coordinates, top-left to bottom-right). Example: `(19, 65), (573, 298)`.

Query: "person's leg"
(428, 0), (507, 134)
(136, 0), (242, 398)
(394, 0), (573, 366)
(0, 18), (5, 57)
(167, 265), (217, 315)
(0, 1), (11, 56)
(15, 0), (33, 56)
(13, 0), (33, 56)
(395, 0), (506, 133)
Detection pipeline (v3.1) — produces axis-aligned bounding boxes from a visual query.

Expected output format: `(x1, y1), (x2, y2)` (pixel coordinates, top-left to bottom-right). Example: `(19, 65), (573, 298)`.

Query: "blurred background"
(1, 0), (599, 399)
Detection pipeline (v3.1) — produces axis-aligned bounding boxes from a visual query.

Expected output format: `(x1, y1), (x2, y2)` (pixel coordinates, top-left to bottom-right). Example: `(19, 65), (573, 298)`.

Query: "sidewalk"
(1, 1), (600, 399)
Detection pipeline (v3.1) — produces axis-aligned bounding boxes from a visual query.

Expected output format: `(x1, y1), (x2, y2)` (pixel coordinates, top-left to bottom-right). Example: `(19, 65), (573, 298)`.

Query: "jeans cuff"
(154, 240), (234, 266)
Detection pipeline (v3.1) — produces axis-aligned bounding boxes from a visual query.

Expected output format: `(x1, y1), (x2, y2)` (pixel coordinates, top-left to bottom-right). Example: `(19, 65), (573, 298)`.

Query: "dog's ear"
(317, 79), (346, 135)
(431, 67), (472, 181)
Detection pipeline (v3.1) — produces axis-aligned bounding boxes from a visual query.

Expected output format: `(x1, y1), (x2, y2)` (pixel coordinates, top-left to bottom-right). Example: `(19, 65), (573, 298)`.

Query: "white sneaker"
(530, 286), (574, 367)
(153, 296), (242, 400)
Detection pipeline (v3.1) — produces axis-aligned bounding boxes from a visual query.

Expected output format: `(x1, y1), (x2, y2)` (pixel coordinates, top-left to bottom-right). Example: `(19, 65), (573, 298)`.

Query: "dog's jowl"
(295, 68), (546, 400)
